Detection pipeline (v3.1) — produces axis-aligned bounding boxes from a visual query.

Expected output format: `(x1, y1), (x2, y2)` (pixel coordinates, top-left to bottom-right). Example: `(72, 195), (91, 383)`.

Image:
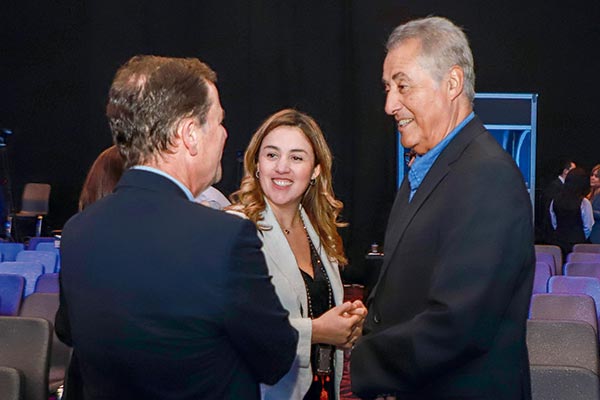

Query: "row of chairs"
(536, 243), (600, 275)
(529, 246), (600, 398)
(0, 242), (60, 273)
(0, 273), (58, 316)
(0, 292), (70, 400)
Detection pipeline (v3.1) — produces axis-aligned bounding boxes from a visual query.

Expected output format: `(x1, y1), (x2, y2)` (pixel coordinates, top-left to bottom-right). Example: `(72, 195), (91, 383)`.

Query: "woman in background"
(589, 164), (600, 244)
(228, 109), (366, 400)
(550, 167), (594, 255)
(78, 145), (124, 210)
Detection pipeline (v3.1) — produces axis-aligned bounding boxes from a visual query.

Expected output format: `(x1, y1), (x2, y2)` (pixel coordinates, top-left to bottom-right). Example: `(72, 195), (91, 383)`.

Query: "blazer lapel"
(370, 116), (487, 300)
(260, 203), (309, 316)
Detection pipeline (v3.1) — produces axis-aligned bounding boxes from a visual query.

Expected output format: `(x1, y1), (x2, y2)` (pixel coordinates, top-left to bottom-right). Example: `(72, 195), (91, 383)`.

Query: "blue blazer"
(56, 169), (298, 400)
(351, 116), (535, 399)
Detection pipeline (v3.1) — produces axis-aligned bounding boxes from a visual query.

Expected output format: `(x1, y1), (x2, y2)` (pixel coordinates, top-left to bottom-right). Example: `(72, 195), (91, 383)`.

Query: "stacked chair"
(530, 244), (600, 399)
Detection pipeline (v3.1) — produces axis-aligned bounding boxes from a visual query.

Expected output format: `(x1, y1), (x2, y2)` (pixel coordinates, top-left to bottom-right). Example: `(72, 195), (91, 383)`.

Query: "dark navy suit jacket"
(56, 169), (298, 400)
(351, 116), (535, 399)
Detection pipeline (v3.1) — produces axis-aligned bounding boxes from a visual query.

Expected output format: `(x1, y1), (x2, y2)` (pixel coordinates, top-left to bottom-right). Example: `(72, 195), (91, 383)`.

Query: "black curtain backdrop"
(2, 1), (600, 282)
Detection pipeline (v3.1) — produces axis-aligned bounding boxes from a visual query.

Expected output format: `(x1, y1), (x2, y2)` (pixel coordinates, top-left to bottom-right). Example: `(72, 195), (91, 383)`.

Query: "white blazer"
(232, 202), (344, 399)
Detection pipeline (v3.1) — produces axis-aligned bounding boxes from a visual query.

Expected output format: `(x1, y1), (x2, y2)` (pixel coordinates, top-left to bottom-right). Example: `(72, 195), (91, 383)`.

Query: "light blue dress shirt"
(408, 112), (475, 202)
(131, 165), (195, 201)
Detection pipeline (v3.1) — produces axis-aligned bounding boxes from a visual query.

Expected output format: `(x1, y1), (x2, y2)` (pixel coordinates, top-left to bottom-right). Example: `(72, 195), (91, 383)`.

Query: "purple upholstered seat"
(536, 252), (558, 275)
(533, 262), (552, 294)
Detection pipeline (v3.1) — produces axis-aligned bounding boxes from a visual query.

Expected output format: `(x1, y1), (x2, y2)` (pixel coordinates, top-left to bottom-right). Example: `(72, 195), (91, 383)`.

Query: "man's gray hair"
(387, 16), (475, 102)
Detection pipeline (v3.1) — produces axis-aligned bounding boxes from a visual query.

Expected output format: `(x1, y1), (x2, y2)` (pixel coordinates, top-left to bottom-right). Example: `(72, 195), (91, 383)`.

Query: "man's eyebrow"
(382, 72), (407, 85)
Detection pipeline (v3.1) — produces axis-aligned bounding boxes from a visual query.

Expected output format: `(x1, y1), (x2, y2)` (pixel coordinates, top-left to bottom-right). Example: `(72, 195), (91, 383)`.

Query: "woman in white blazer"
(228, 109), (367, 400)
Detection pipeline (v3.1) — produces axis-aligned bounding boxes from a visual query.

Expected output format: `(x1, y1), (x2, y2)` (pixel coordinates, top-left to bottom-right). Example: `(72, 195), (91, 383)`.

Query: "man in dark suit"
(55, 55), (298, 400)
(351, 17), (535, 399)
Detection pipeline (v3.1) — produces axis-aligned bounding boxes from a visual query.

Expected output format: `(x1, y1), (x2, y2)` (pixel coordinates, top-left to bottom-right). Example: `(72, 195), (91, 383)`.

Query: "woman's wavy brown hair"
(79, 145), (125, 211)
(590, 164), (600, 200)
(228, 109), (347, 265)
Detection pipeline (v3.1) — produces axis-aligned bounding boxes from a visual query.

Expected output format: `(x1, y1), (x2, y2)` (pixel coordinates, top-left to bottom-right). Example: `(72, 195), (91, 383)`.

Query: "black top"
(300, 236), (335, 400)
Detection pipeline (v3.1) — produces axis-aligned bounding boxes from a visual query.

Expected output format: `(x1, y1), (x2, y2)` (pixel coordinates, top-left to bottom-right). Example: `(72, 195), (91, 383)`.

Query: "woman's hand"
(344, 299), (367, 348)
(312, 300), (368, 349)
(312, 302), (360, 347)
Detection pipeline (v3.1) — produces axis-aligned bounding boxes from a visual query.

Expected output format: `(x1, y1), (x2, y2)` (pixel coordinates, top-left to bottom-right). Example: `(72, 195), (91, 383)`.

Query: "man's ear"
(447, 65), (464, 101)
(180, 118), (199, 156)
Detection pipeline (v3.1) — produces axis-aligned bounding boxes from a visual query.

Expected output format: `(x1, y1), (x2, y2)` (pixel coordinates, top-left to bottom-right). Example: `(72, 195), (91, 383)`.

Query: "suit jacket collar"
(115, 168), (190, 200)
(259, 201), (343, 316)
(372, 115), (487, 300)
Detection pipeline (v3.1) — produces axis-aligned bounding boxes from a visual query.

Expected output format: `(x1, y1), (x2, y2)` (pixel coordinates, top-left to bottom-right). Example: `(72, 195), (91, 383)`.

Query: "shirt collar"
(408, 112), (475, 201)
(131, 165), (195, 201)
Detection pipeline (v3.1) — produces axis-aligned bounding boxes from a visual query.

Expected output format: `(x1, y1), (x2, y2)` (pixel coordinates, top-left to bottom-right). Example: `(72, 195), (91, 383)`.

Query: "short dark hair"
(557, 158), (575, 175)
(106, 55), (217, 167)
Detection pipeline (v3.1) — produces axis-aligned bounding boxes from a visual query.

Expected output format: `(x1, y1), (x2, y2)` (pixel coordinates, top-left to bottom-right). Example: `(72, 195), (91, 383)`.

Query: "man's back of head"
(106, 55), (217, 168)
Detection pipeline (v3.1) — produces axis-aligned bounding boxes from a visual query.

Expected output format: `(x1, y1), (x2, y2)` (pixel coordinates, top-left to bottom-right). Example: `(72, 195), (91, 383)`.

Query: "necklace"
(300, 214), (334, 389)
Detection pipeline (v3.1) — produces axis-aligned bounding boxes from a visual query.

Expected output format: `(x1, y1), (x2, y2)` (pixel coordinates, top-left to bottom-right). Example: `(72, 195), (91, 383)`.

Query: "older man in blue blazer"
(351, 17), (534, 400)
(55, 55), (297, 400)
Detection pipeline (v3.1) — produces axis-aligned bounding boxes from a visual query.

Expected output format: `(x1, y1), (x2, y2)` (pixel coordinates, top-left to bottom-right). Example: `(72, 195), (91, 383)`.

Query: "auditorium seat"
(527, 319), (598, 375)
(26, 236), (55, 250)
(532, 262), (552, 294)
(530, 365), (600, 400)
(20, 293), (72, 395)
(535, 244), (563, 274)
(0, 261), (45, 297)
(34, 273), (59, 294)
(548, 276), (600, 331)
(529, 293), (597, 335)
(0, 243), (25, 262)
(573, 243), (600, 254)
(15, 250), (57, 275)
(564, 262), (600, 280)
(35, 242), (60, 272)
(0, 316), (52, 400)
(0, 366), (22, 400)
(0, 274), (25, 316)
(536, 252), (558, 275)
(566, 252), (600, 264)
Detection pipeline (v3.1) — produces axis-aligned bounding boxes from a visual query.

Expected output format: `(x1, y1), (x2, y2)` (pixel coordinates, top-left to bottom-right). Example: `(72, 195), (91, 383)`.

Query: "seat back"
(34, 242), (60, 272)
(34, 273), (59, 294)
(0, 261), (45, 297)
(533, 262), (552, 294)
(27, 237), (55, 250)
(0, 274), (25, 316)
(20, 293), (72, 394)
(535, 244), (563, 274)
(529, 293), (598, 334)
(19, 183), (51, 216)
(548, 276), (600, 331)
(527, 319), (599, 374)
(536, 252), (558, 275)
(564, 262), (600, 279)
(0, 316), (51, 400)
(0, 243), (25, 262)
(0, 366), (22, 400)
(573, 243), (600, 253)
(16, 250), (57, 275)
(530, 365), (600, 400)
(566, 252), (600, 263)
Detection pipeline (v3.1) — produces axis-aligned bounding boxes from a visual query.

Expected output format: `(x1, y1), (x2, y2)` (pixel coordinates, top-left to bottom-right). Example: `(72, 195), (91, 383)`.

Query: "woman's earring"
(255, 170), (260, 179)
(310, 178), (316, 186)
